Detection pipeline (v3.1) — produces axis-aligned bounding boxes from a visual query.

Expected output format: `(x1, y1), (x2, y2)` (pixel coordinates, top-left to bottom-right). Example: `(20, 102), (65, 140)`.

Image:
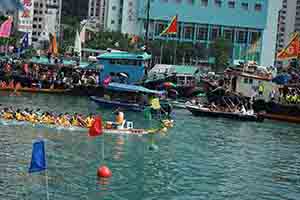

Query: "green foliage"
(210, 37), (232, 72)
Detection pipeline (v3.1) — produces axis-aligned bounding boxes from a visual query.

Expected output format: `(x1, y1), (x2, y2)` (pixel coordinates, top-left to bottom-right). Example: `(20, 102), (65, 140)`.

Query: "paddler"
(2, 108), (14, 120)
(57, 114), (71, 127)
(71, 113), (80, 127)
(15, 109), (25, 121)
(84, 114), (94, 128)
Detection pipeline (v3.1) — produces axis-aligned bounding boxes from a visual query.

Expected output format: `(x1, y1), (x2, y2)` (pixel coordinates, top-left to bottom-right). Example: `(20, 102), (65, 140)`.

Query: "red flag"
(89, 116), (103, 137)
(160, 15), (178, 36)
(23, 63), (29, 75)
(277, 33), (300, 61)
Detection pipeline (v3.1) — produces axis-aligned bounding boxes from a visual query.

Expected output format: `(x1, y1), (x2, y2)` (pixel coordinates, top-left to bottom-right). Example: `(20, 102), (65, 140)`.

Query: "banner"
(277, 33), (300, 61)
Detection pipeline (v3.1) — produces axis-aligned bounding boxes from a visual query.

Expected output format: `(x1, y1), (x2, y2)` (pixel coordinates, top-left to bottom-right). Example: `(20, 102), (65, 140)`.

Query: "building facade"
(88, 0), (107, 30)
(138, 0), (281, 68)
(103, 0), (281, 67)
(18, 0), (62, 47)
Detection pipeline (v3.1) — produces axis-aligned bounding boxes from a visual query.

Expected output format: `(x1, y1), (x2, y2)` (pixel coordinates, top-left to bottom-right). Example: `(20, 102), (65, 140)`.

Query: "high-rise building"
(18, 0), (62, 47)
(103, 0), (281, 67)
(276, 0), (296, 54)
(88, 0), (107, 30)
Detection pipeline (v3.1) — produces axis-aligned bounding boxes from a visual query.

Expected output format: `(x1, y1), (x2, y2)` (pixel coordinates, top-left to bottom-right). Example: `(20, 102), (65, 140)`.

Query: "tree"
(211, 37), (232, 72)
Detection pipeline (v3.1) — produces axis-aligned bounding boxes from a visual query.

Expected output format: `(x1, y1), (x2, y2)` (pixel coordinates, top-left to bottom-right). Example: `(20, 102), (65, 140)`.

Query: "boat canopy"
(97, 52), (151, 60)
(107, 83), (165, 95)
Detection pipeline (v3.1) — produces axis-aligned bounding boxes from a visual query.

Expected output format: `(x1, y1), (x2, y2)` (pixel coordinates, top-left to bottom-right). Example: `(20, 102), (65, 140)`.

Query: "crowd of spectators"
(0, 58), (100, 90)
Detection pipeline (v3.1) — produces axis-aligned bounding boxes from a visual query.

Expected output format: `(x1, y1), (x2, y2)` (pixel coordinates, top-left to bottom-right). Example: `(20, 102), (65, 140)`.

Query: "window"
(224, 29), (233, 41)
(201, 0), (208, 7)
(237, 30), (247, 43)
(244, 78), (249, 84)
(111, 20), (115, 24)
(187, 0), (195, 5)
(249, 79), (253, 84)
(112, 6), (116, 10)
(241, 2), (248, 10)
(197, 27), (208, 40)
(255, 3), (262, 11)
(215, 0), (221, 7)
(184, 26), (194, 40)
(211, 27), (221, 40)
(228, 1), (235, 8)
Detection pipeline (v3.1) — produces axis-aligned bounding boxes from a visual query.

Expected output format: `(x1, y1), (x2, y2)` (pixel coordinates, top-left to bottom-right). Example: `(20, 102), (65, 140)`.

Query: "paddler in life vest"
(84, 113), (94, 128)
(15, 109), (25, 121)
(71, 113), (80, 127)
(2, 108), (14, 120)
(115, 111), (125, 128)
(58, 113), (71, 127)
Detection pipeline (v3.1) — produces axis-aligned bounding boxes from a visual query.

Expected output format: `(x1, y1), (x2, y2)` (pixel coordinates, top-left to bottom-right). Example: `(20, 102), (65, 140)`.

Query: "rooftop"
(97, 52), (152, 60)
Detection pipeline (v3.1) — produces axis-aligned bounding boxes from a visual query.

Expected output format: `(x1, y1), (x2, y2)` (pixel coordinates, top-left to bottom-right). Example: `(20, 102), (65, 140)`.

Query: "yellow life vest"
(85, 117), (94, 128)
(3, 112), (13, 120)
(71, 117), (79, 126)
(16, 113), (24, 121)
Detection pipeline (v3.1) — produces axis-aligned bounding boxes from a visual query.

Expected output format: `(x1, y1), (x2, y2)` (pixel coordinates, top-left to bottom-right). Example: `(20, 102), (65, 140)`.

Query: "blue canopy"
(272, 74), (291, 85)
(107, 82), (165, 95)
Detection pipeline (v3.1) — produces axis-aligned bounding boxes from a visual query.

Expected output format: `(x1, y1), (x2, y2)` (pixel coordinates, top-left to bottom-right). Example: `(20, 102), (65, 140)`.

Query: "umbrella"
(119, 73), (128, 78)
(196, 93), (206, 97)
(162, 82), (176, 88)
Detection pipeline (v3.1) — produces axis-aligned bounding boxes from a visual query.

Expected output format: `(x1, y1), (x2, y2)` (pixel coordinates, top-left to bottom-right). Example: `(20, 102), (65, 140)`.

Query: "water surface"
(1, 92), (300, 200)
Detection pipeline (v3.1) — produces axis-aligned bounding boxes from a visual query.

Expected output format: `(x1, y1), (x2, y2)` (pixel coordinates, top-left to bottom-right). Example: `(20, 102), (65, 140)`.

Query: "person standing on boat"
(258, 82), (264, 97)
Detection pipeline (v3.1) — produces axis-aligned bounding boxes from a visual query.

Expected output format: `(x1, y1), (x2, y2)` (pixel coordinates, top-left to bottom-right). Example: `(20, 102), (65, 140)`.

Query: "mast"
(145, 0), (150, 52)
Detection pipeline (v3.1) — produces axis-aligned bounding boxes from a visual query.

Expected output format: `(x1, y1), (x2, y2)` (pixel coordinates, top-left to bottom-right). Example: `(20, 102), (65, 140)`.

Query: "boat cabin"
(103, 82), (165, 105)
(225, 63), (277, 101)
(97, 52), (151, 84)
(147, 64), (200, 87)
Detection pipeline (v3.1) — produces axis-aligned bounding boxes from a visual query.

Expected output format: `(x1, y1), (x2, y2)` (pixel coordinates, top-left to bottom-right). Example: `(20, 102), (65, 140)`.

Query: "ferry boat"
(90, 82), (172, 114)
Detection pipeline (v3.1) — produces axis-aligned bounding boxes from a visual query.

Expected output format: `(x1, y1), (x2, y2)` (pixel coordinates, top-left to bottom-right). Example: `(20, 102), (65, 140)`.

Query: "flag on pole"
(89, 116), (103, 137)
(28, 140), (47, 173)
(74, 30), (82, 57)
(277, 32), (300, 61)
(160, 15), (178, 36)
(0, 17), (13, 38)
(20, 32), (29, 51)
(48, 33), (58, 56)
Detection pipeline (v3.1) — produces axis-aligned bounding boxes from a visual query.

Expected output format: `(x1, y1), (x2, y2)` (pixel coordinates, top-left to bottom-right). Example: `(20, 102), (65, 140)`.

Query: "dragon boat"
(0, 110), (174, 136)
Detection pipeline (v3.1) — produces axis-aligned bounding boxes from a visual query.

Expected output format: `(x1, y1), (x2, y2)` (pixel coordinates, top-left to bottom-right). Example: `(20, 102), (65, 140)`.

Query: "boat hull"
(0, 87), (70, 94)
(90, 96), (145, 112)
(186, 105), (264, 122)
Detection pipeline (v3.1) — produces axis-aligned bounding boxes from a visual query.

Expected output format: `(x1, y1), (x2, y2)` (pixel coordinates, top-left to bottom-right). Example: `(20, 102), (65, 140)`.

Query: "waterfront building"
(88, 0), (107, 30)
(18, 0), (62, 47)
(104, 0), (281, 67)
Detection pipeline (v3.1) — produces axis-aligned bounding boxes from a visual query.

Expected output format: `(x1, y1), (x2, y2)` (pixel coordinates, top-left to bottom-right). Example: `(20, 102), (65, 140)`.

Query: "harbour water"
(1, 92), (300, 200)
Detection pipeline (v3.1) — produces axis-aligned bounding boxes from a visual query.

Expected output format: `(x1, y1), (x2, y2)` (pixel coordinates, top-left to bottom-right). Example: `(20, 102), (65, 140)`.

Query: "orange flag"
(277, 33), (300, 61)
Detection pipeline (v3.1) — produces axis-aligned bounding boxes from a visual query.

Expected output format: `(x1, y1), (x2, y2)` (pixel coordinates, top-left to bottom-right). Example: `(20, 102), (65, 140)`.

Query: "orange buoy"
(97, 166), (112, 178)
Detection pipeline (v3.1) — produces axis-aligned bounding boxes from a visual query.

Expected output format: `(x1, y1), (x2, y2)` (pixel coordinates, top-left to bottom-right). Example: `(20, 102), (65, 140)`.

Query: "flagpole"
(102, 136), (105, 162)
(45, 170), (50, 200)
